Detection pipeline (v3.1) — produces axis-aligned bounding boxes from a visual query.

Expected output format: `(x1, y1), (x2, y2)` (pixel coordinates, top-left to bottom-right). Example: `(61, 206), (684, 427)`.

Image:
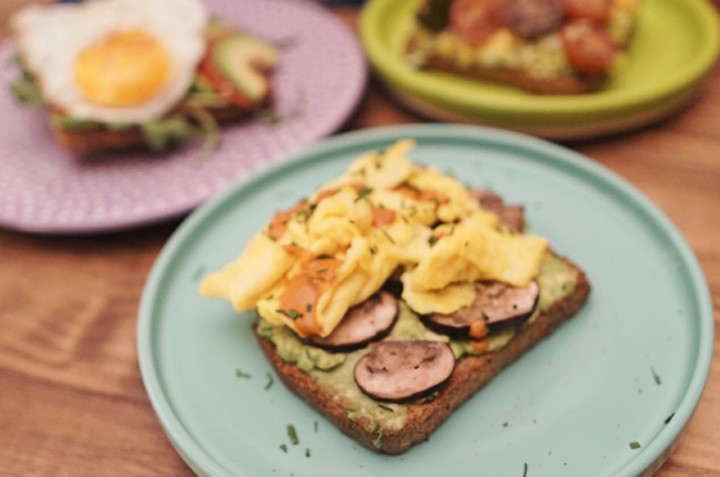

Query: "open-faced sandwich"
(10, 0), (278, 156)
(199, 139), (591, 454)
(406, 0), (641, 94)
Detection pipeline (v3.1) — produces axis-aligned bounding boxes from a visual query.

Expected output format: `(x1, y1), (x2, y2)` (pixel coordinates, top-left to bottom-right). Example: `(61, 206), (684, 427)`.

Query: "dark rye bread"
(254, 254), (591, 454)
(50, 102), (256, 156)
(405, 34), (604, 95)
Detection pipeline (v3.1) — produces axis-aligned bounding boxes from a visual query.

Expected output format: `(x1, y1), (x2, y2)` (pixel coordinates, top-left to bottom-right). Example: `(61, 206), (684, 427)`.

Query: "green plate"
(360, 0), (720, 139)
(138, 124), (713, 477)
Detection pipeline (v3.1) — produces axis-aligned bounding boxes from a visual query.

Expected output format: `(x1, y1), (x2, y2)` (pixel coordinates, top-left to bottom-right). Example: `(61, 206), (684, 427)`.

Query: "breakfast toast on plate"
(199, 139), (591, 453)
(10, 0), (278, 157)
(405, 0), (641, 94)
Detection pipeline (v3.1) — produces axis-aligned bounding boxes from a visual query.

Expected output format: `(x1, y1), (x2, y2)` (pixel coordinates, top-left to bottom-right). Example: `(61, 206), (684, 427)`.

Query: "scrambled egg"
(199, 140), (548, 337)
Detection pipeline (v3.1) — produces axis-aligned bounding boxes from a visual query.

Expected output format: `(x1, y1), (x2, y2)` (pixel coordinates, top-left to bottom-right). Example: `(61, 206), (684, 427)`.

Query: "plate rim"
(137, 124), (714, 477)
(359, 0), (720, 122)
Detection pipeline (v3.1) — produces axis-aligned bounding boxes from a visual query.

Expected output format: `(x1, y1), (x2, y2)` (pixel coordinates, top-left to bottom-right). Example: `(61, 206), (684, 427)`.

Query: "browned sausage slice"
(501, 0), (565, 39)
(470, 188), (525, 232)
(425, 280), (539, 338)
(354, 341), (455, 402)
(306, 291), (398, 352)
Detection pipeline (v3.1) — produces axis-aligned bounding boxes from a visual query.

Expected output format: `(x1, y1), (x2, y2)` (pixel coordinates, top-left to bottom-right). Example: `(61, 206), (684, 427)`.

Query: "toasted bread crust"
(255, 254), (591, 454)
(405, 34), (605, 95)
(50, 102), (255, 157)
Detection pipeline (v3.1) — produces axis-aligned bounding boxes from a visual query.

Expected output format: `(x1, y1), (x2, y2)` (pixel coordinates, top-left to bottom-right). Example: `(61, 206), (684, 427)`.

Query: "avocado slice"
(211, 35), (279, 103)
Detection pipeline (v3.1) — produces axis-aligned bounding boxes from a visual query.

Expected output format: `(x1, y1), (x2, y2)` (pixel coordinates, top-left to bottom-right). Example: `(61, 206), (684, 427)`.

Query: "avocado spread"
(256, 251), (580, 431)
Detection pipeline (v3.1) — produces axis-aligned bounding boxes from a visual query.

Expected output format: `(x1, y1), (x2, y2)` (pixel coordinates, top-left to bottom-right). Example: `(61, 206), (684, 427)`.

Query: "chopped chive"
(629, 441), (641, 450)
(287, 424), (299, 445)
(355, 187), (373, 202)
(664, 412), (675, 424)
(481, 311), (490, 321)
(522, 463), (528, 477)
(305, 448), (311, 458)
(277, 308), (303, 319)
(314, 421), (319, 433)
(279, 444), (287, 453)
(235, 368), (252, 379)
(191, 265), (206, 280)
(372, 429), (384, 449)
(381, 228), (395, 244)
(377, 403), (394, 412)
(265, 372), (274, 390)
(316, 254), (333, 260)
(428, 235), (439, 247)
(369, 422), (379, 434)
(306, 303), (313, 312)
(651, 367), (662, 385)
(369, 245), (378, 255)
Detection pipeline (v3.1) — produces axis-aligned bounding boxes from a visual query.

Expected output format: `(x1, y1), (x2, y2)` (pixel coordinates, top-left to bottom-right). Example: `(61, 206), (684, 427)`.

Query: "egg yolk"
(73, 29), (170, 108)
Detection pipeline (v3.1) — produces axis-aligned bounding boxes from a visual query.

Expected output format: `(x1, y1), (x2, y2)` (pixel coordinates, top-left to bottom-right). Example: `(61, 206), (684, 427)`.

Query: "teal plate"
(138, 124), (713, 477)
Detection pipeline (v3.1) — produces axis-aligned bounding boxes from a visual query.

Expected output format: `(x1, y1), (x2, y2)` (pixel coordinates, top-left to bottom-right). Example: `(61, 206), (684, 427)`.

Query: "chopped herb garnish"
(381, 228), (396, 244)
(305, 448), (311, 458)
(316, 254), (333, 260)
(314, 421), (319, 433)
(481, 311), (490, 321)
(191, 265), (206, 280)
(369, 245), (378, 255)
(629, 441), (641, 450)
(664, 412), (675, 424)
(265, 372), (274, 390)
(428, 235), (439, 247)
(369, 423), (379, 434)
(277, 308), (303, 320)
(287, 424), (299, 445)
(306, 303), (313, 312)
(279, 443), (288, 453)
(377, 403), (394, 412)
(522, 463), (528, 477)
(651, 367), (662, 385)
(355, 187), (373, 202)
(266, 293), (275, 300)
(235, 368), (252, 379)
(407, 205), (417, 217)
(372, 429), (384, 449)
(295, 204), (317, 223)
(512, 304), (518, 310)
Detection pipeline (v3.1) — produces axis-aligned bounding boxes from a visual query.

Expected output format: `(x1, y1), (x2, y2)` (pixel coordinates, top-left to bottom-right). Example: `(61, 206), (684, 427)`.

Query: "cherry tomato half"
(564, 0), (613, 25)
(561, 23), (618, 74)
(197, 40), (255, 109)
(449, 0), (504, 45)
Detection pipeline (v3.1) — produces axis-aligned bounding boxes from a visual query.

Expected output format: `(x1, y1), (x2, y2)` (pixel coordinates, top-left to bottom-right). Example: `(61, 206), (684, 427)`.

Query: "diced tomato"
(449, 0), (504, 45)
(561, 22), (618, 74)
(564, 0), (613, 25)
(197, 38), (255, 109)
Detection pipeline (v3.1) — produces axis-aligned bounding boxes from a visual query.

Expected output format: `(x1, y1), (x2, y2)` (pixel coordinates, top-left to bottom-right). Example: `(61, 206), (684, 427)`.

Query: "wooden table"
(1, 4), (718, 476)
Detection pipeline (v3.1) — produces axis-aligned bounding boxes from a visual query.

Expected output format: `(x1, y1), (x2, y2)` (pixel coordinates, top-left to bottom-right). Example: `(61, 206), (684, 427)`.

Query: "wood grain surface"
(1, 3), (719, 476)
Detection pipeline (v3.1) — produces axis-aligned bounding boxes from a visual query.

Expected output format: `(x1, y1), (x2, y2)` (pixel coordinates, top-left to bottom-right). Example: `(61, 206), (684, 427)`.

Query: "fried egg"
(12, 0), (208, 123)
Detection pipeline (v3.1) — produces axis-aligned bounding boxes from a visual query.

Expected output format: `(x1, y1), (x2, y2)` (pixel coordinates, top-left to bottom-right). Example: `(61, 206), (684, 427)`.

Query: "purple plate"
(0, 0), (366, 234)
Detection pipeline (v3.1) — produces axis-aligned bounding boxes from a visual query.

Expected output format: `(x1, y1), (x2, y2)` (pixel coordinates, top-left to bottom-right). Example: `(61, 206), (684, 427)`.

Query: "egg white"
(12, 0), (208, 123)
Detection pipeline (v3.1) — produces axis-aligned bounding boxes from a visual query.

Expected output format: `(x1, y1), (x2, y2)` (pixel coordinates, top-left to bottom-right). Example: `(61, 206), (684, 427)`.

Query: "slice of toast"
(50, 101), (256, 157)
(254, 251), (590, 454)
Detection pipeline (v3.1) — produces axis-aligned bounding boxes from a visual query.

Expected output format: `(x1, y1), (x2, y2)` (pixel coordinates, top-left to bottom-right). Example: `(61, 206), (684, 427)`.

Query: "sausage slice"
(501, 0), (565, 39)
(425, 280), (539, 338)
(471, 188), (525, 233)
(354, 340), (455, 402)
(306, 292), (398, 352)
